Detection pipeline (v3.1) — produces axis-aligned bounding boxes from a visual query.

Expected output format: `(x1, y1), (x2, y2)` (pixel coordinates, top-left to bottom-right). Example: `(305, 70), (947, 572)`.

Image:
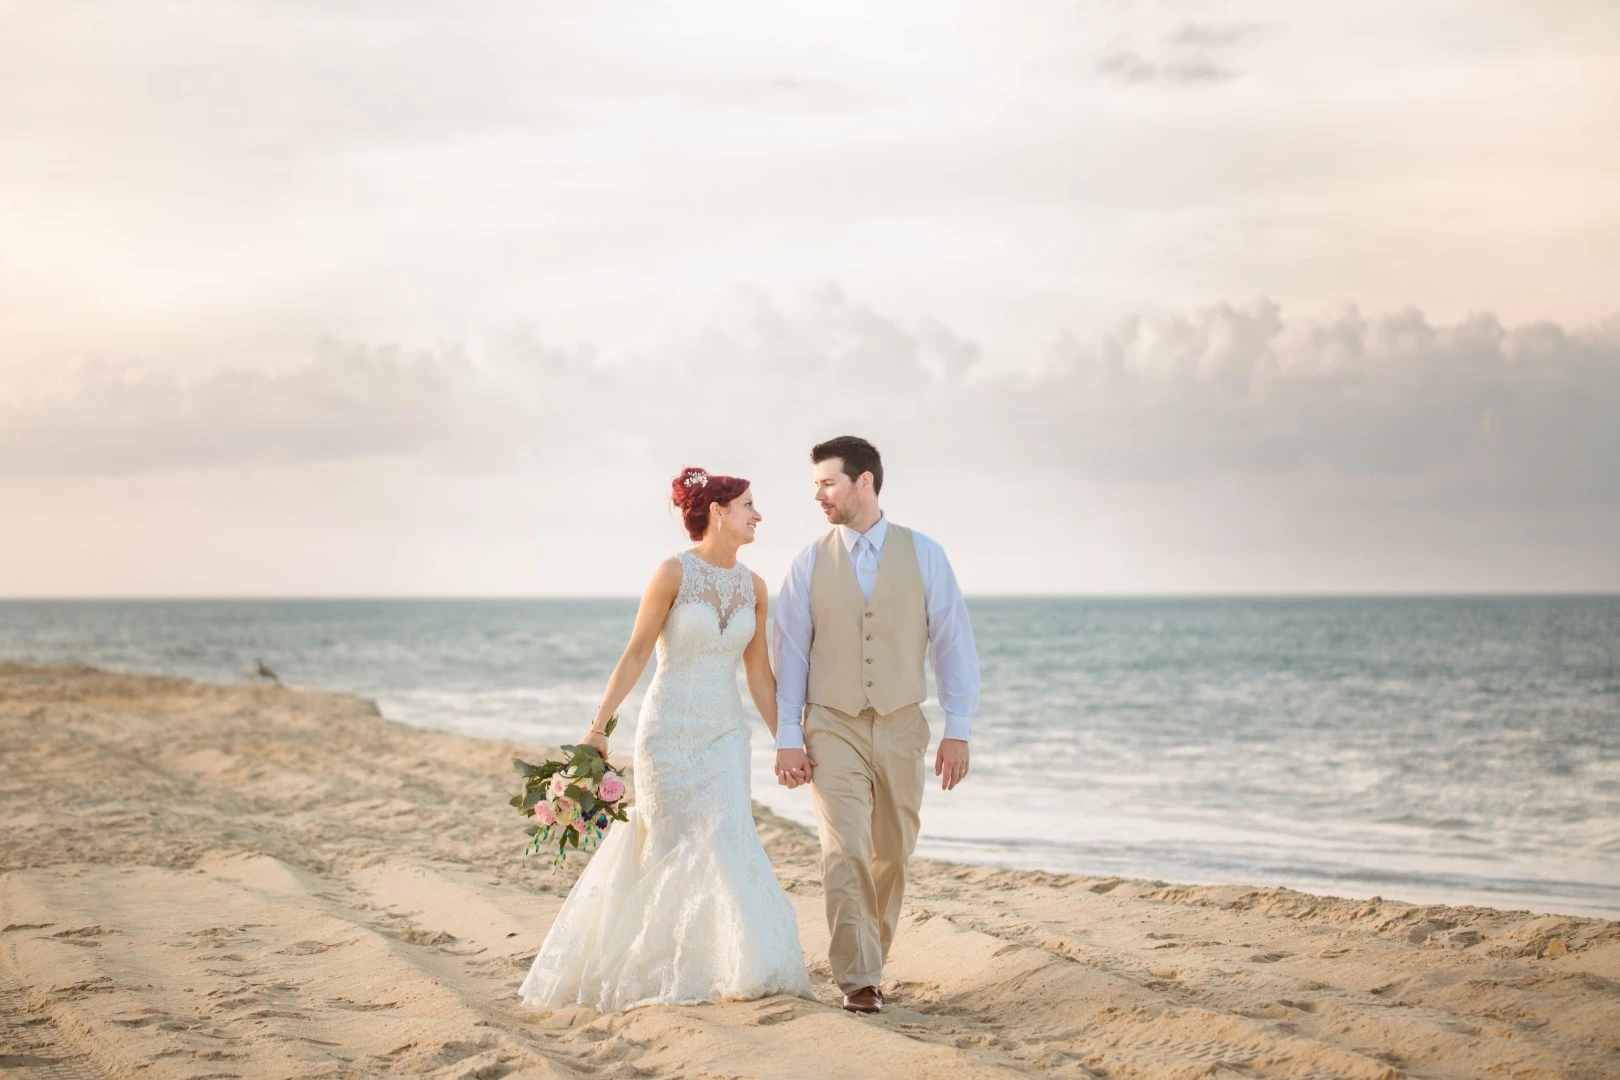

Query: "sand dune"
(2, 661), (1618, 1078)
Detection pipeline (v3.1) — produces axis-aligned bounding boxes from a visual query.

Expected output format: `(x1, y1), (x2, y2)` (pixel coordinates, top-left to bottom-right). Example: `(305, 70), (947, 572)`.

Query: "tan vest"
(806, 523), (929, 718)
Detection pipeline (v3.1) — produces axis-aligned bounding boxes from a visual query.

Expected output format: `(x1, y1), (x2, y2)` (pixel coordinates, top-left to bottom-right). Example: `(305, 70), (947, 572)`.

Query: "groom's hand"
(935, 738), (969, 791)
(775, 748), (816, 789)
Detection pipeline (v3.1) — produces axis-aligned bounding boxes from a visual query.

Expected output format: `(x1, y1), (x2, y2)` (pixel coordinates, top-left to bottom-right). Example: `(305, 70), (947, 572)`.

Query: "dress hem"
(519, 981), (815, 1014)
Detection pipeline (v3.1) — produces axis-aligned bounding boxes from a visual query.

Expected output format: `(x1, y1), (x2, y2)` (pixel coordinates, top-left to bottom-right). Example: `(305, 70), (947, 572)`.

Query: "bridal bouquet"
(509, 715), (630, 871)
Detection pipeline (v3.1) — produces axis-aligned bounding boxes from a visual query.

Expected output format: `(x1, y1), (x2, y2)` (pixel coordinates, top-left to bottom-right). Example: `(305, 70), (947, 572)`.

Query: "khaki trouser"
(804, 701), (930, 993)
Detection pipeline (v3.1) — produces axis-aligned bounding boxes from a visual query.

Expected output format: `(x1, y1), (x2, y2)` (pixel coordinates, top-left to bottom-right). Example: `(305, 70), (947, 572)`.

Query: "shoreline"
(6, 595), (1615, 924)
(3, 661), (1618, 1078)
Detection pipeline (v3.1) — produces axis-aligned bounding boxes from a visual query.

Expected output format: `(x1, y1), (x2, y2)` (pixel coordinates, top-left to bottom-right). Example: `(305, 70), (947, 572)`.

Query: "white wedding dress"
(519, 552), (813, 1012)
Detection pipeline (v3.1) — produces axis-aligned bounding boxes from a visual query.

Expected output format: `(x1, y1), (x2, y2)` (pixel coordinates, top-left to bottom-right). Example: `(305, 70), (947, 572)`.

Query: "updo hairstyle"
(670, 466), (750, 542)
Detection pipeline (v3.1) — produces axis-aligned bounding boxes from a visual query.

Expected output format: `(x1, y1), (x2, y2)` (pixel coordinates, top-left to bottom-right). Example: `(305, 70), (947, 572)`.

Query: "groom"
(771, 435), (980, 1015)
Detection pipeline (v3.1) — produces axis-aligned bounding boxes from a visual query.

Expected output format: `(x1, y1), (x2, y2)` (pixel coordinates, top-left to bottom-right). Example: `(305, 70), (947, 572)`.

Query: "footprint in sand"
(50, 977), (115, 997)
(327, 997), (403, 1012)
(49, 925), (117, 948)
(748, 1004), (802, 1027)
(276, 939), (356, 955)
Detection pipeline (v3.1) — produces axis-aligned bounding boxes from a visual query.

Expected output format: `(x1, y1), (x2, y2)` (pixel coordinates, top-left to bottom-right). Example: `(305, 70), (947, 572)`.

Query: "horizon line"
(2, 591), (1617, 603)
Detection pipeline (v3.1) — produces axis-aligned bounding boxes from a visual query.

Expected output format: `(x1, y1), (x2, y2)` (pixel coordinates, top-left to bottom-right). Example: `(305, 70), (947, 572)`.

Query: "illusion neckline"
(683, 550), (745, 573)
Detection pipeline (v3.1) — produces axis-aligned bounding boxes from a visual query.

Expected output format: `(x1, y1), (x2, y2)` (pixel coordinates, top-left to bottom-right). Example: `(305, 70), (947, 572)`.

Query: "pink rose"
(533, 799), (556, 827)
(547, 774), (568, 799)
(597, 771), (625, 803)
(553, 797), (579, 826)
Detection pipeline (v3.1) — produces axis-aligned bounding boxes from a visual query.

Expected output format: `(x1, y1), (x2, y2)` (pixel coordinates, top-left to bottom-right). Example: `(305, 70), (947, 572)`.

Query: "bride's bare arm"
(742, 571), (778, 737)
(582, 558), (682, 754)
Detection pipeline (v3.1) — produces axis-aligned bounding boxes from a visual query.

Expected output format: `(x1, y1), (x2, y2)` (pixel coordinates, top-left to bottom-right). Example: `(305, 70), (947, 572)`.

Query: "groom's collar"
(837, 513), (890, 555)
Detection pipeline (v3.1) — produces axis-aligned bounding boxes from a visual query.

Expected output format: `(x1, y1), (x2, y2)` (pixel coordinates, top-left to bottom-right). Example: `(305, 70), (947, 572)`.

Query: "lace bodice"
(642, 552), (756, 740)
(674, 551), (754, 632)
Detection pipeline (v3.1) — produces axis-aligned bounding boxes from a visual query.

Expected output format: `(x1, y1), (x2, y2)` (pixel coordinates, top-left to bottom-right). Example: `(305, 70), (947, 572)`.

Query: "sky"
(3, 0), (1618, 596)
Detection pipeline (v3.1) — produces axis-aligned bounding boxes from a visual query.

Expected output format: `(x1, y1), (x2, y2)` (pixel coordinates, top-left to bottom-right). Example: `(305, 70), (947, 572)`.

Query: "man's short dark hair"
(811, 435), (883, 495)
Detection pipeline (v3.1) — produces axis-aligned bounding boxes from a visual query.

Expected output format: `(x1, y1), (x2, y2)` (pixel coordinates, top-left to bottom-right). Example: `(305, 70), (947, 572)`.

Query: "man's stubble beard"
(824, 500), (854, 526)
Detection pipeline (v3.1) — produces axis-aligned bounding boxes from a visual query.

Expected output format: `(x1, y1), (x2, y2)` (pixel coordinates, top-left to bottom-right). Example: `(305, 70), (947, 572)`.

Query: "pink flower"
(547, 774), (568, 800)
(533, 799), (556, 827)
(597, 771), (625, 803)
(553, 797), (579, 826)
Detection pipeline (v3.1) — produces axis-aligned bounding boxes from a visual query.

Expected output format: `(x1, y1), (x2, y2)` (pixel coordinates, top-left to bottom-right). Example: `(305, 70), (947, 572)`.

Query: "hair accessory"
(683, 471), (709, 488)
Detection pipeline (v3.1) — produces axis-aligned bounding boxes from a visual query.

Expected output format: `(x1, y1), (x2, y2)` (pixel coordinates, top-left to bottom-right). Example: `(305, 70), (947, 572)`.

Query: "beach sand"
(2, 661), (1618, 1079)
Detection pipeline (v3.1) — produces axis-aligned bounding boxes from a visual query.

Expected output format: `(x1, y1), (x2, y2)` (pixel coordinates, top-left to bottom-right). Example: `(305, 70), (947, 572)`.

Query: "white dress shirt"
(771, 515), (980, 750)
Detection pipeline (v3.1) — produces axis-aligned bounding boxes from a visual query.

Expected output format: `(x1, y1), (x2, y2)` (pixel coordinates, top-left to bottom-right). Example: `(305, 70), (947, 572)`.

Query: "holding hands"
(777, 740), (968, 791)
(775, 747), (816, 788)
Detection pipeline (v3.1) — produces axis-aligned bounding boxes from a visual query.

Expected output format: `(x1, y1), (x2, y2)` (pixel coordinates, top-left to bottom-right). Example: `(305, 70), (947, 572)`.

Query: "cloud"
(1098, 19), (1274, 87)
(1097, 49), (1235, 85)
(0, 342), (469, 475)
(5, 292), (1616, 516)
(1017, 302), (1620, 505)
(1169, 22), (1269, 49)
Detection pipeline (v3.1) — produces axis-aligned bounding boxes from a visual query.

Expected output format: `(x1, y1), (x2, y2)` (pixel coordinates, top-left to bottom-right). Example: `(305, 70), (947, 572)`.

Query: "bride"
(519, 467), (813, 1011)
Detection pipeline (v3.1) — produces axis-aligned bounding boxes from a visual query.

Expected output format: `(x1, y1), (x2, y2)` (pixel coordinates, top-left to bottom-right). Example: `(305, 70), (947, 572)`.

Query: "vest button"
(865, 634), (872, 641)
(866, 680), (874, 687)
(865, 611), (873, 618)
(865, 657), (873, 664)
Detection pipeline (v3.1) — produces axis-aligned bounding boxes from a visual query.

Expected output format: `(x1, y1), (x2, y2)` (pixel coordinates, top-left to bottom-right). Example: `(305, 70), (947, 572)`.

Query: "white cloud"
(1020, 303), (1620, 505)
(6, 293), (1615, 517)
(5, 288), (1617, 595)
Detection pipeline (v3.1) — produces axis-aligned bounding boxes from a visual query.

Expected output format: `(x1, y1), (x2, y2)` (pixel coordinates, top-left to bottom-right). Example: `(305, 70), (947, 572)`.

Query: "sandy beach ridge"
(2, 662), (1617, 1079)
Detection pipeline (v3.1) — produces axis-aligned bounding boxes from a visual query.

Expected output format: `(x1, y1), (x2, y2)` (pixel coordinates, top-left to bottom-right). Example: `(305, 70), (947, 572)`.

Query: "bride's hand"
(582, 730), (610, 757)
(775, 748), (815, 788)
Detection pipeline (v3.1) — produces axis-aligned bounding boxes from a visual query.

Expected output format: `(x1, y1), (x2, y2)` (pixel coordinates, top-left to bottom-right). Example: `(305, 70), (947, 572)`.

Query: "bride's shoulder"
(647, 555), (686, 593)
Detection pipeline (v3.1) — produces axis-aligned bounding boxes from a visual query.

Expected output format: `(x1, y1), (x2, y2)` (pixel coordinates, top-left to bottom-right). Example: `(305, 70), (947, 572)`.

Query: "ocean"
(3, 596), (1617, 919)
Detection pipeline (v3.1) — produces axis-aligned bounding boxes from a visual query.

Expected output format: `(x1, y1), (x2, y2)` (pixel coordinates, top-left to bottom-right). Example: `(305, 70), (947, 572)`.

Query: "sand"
(2, 661), (1618, 1079)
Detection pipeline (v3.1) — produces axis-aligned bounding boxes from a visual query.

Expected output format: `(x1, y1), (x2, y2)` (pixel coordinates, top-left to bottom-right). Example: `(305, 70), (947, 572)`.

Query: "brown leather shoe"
(841, 985), (883, 1014)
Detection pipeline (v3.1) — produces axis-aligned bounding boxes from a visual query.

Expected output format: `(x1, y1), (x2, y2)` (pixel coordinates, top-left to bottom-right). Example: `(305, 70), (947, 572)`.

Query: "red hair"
(671, 466), (749, 541)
